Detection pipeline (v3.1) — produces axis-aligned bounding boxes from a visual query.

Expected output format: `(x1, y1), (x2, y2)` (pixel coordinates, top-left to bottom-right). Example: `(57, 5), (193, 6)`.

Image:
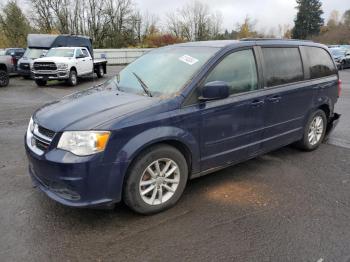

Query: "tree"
(0, 1), (31, 47)
(292, 0), (324, 39)
(343, 10), (350, 28)
(237, 16), (257, 39)
(165, 1), (223, 41)
(327, 10), (340, 28)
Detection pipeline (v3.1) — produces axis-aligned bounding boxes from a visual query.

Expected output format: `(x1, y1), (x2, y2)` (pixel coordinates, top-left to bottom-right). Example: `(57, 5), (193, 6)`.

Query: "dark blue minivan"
(25, 39), (341, 214)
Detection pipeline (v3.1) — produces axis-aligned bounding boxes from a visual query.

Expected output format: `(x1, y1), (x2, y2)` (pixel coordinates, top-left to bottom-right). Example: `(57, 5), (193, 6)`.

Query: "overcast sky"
(135, 0), (348, 33)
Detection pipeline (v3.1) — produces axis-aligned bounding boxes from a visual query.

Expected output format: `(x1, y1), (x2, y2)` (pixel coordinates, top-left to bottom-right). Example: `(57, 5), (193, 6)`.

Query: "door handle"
(251, 100), (265, 107)
(267, 95), (282, 103)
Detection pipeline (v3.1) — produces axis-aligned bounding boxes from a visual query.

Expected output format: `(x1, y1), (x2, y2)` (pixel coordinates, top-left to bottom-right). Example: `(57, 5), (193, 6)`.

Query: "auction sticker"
(179, 55), (199, 65)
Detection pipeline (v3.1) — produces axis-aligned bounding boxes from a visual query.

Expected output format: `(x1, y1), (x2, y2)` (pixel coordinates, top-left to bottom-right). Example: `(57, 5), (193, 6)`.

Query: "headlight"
(27, 117), (34, 134)
(57, 131), (111, 156)
(56, 63), (68, 70)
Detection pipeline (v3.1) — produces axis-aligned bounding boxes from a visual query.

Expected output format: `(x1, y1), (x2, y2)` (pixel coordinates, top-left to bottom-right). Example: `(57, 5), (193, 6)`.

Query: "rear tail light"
(338, 79), (342, 97)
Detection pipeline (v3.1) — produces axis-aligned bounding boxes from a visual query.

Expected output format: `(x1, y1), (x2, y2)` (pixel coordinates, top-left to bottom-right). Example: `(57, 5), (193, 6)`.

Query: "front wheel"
(66, 70), (78, 86)
(123, 145), (188, 215)
(297, 110), (327, 151)
(35, 79), (47, 87)
(0, 70), (9, 87)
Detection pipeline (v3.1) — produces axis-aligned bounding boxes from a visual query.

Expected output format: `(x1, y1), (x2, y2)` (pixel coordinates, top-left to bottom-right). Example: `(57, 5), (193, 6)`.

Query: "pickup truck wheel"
(123, 144), (188, 215)
(67, 70), (78, 86)
(297, 110), (327, 151)
(96, 65), (104, 78)
(0, 70), (9, 87)
(35, 79), (47, 87)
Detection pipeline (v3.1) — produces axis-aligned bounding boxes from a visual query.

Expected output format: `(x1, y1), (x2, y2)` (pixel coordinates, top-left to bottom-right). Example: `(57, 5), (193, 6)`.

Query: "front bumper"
(33, 70), (69, 80)
(25, 141), (126, 208)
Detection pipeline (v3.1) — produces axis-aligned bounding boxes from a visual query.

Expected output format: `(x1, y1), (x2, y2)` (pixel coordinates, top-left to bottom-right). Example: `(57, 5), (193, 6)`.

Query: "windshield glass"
(46, 49), (75, 58)
(24, 48), (47, 59)
(112, 46), (219, 97)
(330, 49), (345, 57)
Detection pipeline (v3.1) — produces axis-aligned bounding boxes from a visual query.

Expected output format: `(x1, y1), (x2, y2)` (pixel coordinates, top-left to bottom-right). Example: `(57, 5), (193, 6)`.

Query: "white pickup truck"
(32, 47), (107, 86)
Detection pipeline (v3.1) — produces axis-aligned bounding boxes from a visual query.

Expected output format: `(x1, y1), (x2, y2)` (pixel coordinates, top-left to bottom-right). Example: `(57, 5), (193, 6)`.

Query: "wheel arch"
(0, 63), (7, 72)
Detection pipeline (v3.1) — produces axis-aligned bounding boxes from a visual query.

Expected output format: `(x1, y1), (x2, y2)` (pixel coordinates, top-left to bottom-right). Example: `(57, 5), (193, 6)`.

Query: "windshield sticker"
(179, 55), (199, 65)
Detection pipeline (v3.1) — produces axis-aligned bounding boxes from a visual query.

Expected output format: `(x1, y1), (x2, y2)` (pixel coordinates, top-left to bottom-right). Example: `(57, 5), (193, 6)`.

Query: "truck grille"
(34, 62), (57, 71)
(20, 63), (30, 70)
(27, 122), (56, 155)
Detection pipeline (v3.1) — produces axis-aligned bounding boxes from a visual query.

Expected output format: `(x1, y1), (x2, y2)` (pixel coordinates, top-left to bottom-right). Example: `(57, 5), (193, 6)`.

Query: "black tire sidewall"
(302, 110), (327, 151)
(123, 145), (188, 215)
(0, 70), (9, 87)
(35, 79), (46, 87)
(68, 70), (77, 86)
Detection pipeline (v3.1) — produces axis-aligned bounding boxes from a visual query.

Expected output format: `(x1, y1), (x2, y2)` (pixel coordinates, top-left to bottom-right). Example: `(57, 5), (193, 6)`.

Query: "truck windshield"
(46, 49), (75, 58)
(23, 48), (47, 59)
(330, 49), (345, 57)
(112, 46), (219, 97)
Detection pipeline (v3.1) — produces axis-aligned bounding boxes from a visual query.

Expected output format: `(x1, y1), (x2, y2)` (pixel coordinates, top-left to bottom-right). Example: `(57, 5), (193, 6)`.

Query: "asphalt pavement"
(0, 68), (349, 262)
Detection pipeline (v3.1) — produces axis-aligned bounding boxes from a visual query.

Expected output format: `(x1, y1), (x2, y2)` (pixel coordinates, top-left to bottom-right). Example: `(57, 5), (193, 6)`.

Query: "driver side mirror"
(199, 81), (230, 101)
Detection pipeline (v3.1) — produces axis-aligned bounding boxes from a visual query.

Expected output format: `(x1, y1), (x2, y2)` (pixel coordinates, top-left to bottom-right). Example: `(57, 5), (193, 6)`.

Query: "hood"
(34, 83), (164, 132)
(34, 56), (73, 63)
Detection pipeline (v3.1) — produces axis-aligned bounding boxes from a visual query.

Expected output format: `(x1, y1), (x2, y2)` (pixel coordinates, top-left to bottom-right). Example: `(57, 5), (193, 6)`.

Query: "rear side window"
(205, 49), (258, 95)
(304, 47), (336, 79)
(262, 47), (304, 87)
(82, 49), (89, 57)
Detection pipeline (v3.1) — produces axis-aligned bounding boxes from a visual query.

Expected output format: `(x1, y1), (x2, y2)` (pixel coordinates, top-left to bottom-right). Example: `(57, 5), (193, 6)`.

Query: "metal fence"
(93, 48), (153, 65)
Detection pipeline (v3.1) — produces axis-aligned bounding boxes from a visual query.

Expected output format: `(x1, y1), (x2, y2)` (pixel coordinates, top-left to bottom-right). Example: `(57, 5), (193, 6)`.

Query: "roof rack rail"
(240, 38), (313, 42)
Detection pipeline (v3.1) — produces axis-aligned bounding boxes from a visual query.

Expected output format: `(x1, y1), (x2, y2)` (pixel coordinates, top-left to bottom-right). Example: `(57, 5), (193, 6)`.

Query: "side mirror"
(76, 54), (85, 59)
(199, 81), (230, 101)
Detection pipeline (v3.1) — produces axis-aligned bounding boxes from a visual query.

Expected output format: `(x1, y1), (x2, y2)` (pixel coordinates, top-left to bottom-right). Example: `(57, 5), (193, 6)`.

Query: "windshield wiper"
(132, 72), (152, 97)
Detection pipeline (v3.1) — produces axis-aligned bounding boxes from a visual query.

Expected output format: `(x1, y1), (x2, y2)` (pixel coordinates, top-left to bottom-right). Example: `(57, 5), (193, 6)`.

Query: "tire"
(96, 65), (104, 78)
(123, 144), (188, 215)
(35, 79), (47, 87)
(296, 109), (327, 151)
(340, 60), (345, 70)
(66, 69), (78, 86)
(0, 69), (9, 87)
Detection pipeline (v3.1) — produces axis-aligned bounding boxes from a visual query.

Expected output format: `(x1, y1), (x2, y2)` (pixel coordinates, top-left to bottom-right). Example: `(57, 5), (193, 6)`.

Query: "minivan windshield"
(23, 48), (47, 59)
(46, 49), (75, 58)
(111, 46), (219, 97)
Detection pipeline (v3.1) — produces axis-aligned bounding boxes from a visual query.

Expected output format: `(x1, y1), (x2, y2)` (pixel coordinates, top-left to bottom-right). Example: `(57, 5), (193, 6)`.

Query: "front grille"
(33, 62), (57, 71)
(38, 126), (55, 139)
(35, 139), (50, 151)
(20, 63), (30, 70)
(28, 123), (56, 155)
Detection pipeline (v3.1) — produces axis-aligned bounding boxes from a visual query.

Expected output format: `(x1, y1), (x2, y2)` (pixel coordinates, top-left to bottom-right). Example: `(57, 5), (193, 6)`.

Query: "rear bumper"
(25, 141), (126, 208)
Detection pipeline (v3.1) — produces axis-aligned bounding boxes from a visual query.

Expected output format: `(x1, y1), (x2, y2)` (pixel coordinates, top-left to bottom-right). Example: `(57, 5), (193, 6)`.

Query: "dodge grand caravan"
(25, 39), (341, 214)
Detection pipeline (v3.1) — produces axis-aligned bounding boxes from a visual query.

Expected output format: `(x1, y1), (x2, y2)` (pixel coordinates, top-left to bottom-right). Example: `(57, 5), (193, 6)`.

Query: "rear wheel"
(96, 65), (104, 78)
(123, 145), (188, 215)
(35, 79), (47, 87)
(297, 110), (327, 151)
(66, 69), (78, 86)
(0, 69), (9, 87)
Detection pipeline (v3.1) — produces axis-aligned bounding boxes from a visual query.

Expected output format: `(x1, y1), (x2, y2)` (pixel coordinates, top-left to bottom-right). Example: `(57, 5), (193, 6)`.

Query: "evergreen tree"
(0, 1), (31, 47)
(292, 0), (324, 39)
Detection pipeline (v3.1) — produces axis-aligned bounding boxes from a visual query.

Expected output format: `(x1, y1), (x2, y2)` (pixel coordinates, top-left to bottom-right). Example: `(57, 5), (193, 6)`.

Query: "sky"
(135, 0), (349, 34)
